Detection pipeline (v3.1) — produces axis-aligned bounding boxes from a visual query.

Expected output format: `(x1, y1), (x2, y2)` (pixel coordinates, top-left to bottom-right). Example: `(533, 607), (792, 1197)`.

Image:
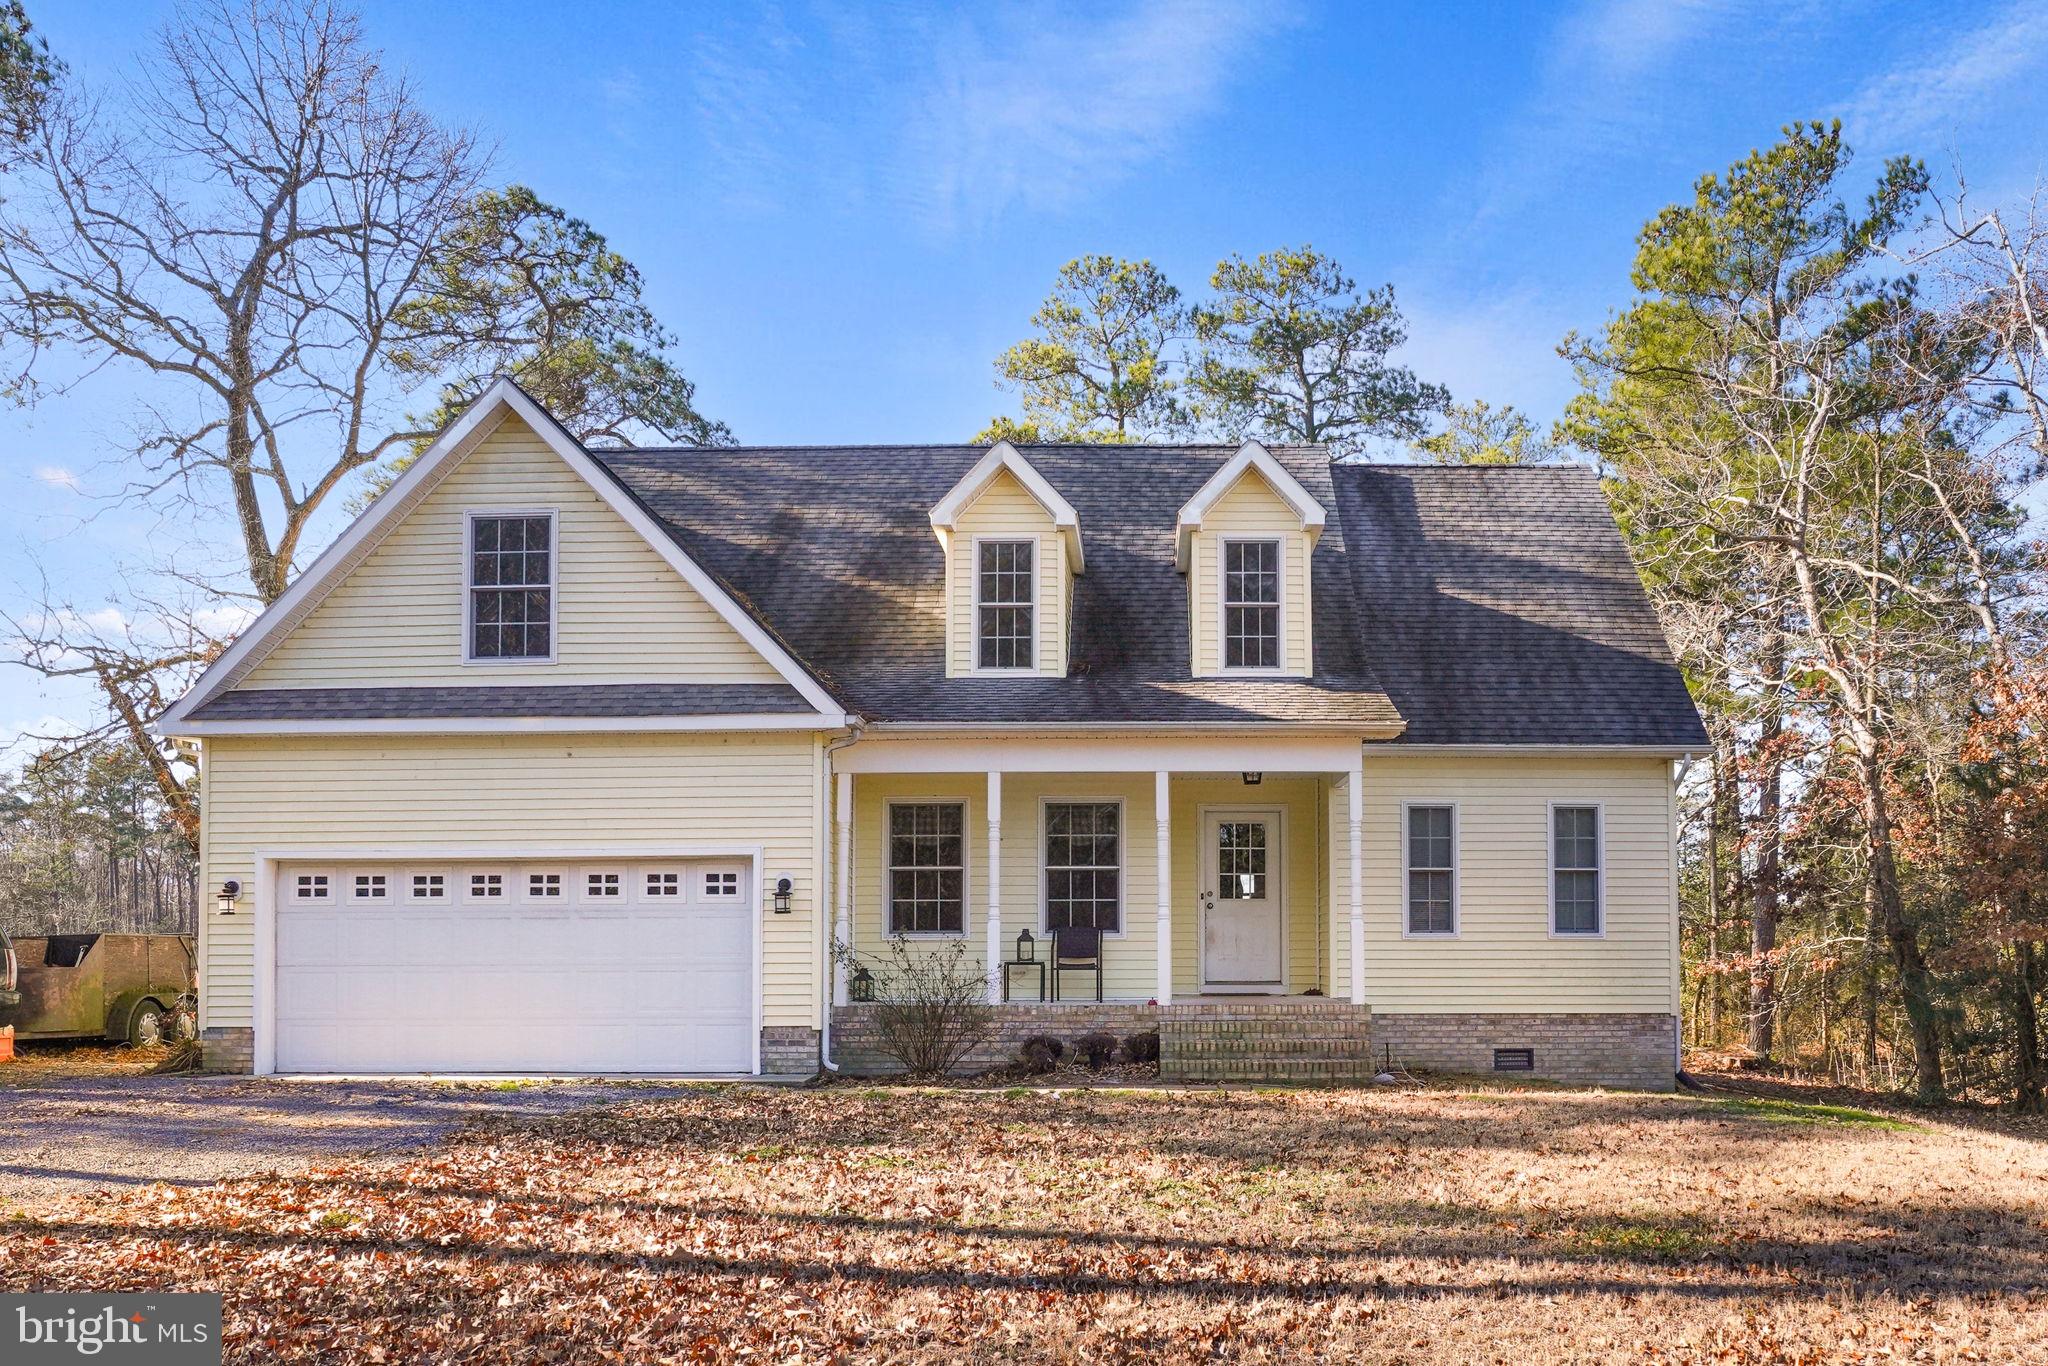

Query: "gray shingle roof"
(1332, 464), (1708, 748)
(188, 683), (811, 721)
(598, 444), (1401, 728)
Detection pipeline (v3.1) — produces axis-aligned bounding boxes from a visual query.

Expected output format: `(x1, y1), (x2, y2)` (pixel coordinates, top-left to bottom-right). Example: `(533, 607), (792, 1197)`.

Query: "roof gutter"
(859, 720), (1405, 739)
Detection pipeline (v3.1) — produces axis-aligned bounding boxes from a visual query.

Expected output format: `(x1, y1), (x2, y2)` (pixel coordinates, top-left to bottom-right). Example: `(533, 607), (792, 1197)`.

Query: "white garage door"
(274, 859), (753, 1073)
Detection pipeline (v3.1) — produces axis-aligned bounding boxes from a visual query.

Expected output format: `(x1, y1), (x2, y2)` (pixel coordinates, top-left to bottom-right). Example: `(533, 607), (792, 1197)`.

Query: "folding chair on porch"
(1048, 926), (1104, 1002)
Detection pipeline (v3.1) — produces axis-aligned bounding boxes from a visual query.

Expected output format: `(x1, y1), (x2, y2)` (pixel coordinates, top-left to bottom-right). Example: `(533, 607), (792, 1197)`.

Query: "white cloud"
(901, 0), (1299, 231)
(1832, 1), (2048, 156)
(684, 0), (1296, 230)
(33, 465), (79, 491)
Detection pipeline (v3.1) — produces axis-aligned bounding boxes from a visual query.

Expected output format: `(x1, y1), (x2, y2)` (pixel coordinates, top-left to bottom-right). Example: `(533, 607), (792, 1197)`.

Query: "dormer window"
(1222, 539), (1281, 670)
(976, 539), (1036, 670)
(466, 511), (555, 661)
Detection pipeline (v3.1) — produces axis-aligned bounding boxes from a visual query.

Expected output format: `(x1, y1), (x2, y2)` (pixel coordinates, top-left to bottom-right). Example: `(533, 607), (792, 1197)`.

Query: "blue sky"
(6, 0), (2048, 748)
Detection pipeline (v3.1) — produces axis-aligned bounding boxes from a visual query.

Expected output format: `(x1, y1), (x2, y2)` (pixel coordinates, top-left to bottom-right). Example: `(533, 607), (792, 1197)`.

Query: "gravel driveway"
(0, 1075), (665, 1208)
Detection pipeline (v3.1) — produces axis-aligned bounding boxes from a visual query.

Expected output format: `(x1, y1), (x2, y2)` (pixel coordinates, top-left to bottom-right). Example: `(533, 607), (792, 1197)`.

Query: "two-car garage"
(269, 857), (755, 1074)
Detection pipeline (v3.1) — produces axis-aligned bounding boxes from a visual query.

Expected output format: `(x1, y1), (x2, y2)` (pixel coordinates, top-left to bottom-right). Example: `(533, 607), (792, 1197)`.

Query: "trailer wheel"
(169, 995), (198, 1043)
(127, 1000), (165, 1048)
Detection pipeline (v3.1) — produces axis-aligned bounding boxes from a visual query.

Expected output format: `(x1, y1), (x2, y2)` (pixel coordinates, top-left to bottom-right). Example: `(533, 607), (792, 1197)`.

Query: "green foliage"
(1706, 1098), (1920, 1129)
(1414, 399), (1561, 465)
(1192, 245), (1446, 453)
(972, 415), (1047, 444)
(371, 185), (730, 498)
(0, 0), (58, 165)
(992, 255), (1187, 442)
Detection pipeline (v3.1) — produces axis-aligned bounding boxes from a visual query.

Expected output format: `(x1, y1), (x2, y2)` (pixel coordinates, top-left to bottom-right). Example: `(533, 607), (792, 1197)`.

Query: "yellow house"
(160, 379), (1704, 1088)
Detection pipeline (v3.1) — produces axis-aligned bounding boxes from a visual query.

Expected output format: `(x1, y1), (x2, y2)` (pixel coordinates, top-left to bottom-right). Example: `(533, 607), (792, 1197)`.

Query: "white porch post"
(986, 770), (1004, 1003)
(833, 771), (852, 1007)
(1154, 770), (1172, 1005)
(1347, 755), (1365, 1005)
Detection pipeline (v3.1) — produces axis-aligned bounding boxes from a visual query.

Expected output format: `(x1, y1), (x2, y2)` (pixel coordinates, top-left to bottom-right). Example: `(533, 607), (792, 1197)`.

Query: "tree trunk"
(2014, 938), (2045, 1114)
(1707, 728), (1734, 1048)
(1855, 743), (1944, 1104)
(1749, 635), (1785, 1061)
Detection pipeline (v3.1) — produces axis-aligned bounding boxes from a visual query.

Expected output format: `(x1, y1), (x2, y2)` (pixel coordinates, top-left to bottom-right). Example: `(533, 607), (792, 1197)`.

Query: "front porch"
(827, 733), (1373, 1078)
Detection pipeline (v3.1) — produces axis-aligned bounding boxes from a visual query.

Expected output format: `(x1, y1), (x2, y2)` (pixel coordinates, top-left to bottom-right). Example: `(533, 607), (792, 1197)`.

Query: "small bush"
(836, 940), (994, 1077)
(1075, 1031), (1118, 1069)
(1122, 1029), (1160, 1064)
(1018, 1035), (1065, 1074)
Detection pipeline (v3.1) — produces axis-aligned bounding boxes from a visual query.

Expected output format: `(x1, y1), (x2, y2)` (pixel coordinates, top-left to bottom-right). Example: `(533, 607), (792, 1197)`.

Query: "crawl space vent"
(1492, 1047), (1535, 1072)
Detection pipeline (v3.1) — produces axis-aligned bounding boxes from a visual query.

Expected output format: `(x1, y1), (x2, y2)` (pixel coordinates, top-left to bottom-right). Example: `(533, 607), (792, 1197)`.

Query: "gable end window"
(1405, 805), (1456, 935)
(468, 512), (554, 661)
(888, 803), (965, 935)
(1222, 539), (1281, 670)
(1044, 801), (1121, 933)
(1551, 805), (1602, 935)
(975, 539), (1035, 670)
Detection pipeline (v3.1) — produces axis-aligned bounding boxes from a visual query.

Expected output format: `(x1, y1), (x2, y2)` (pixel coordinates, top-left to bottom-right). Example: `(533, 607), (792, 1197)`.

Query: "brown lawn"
(2, 1082), (2044, 1363)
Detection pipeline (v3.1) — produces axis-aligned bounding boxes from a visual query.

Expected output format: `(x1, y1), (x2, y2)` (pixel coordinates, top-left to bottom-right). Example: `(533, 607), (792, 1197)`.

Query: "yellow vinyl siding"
(243, 415), (783, 688)
(1354, 752), (1677, 1013)
(944, 469), (1066, 677)
(1189, 470), (1313, 677)
(197, 732), (823, 1032)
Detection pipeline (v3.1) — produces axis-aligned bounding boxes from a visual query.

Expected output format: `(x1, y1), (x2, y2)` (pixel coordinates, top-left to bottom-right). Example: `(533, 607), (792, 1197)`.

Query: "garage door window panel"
(407, 872), (448, 902)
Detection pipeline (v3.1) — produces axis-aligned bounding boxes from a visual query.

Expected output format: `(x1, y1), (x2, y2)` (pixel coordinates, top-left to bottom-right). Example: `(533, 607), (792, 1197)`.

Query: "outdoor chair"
(1048, 926), (1104, 1002)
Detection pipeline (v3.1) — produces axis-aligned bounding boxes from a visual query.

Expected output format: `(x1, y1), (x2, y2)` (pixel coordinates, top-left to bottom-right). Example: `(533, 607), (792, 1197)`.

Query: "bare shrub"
(1018, 1035), (1065, 1074)
(838, 940), (992, 1077)
(1122, 1030), (1161, 1064)
(1075, 1032), (1118, 1070)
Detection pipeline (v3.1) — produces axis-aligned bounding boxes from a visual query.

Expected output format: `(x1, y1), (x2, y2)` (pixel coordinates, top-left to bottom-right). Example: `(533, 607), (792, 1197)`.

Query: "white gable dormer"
(1176, 441), (1325, 678)
(930, 442), (1083, 678)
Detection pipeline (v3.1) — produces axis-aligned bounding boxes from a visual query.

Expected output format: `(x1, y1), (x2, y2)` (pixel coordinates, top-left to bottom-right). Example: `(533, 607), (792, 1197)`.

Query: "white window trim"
(881, 798), (972, 939)
(520, 869), (566, 904)
(968, 534), (1040, 676)
(1037, 795), (1128, 939)
(1547, 800), (1606, 939)
(462, 507), (560, 666)
(1216, 535), (1288, 677)
(578, 865), (627, 905)
(289, 869), (334, 902)
(404, 869), (450, 904)
(642, 866), (686, 899)
(1400, 801), (1460, 939)
(349, 871), (390, 901)
(462, 867), (511, 903)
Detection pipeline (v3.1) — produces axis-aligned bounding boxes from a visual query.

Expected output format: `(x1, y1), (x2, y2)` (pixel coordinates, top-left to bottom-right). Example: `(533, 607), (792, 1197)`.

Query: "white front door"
(1201, 810), (1284, 991)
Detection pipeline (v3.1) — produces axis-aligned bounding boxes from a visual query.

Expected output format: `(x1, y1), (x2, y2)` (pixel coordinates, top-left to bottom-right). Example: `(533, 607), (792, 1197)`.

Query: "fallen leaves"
(1, 1085), (2044, 1362)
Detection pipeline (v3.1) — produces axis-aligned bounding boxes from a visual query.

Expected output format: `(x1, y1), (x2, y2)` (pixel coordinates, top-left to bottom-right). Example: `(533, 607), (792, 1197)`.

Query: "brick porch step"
(1160, 999), (1375, 1084)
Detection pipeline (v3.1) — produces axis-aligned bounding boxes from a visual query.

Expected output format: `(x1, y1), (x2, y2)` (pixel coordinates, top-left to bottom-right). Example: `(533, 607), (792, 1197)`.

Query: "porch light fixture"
(772, 877), (794, 914)
(849, 964), (876, 1002)
(1241, 772), (1263, 786)
(1015, 927), (1036, 963)
(216, 879), (241, 915)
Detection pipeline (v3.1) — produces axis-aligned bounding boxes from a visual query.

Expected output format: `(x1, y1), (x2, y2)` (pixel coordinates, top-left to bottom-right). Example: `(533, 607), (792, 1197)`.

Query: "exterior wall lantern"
(216, 879), (241, 915)
(772, 877), (793, 914)
(849, 964), (875, 1002)
(1015, 927), (1036, 962)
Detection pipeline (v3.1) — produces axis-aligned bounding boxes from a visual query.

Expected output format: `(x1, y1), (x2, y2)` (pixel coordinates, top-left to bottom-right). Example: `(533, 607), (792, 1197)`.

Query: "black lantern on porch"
(772, 877), (793, 914)
(849, 963), (876, 1002)
(1015, 927), (1036, 963)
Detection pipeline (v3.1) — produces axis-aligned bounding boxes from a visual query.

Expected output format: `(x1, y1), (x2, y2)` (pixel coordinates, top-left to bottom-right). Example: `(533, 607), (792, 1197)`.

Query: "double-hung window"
(888, 803), (965, 935)
(1222, 539), (1281, 670)
(1044, 801), (1121, 933)
(976, 539), (1035, 670)
(1551, 805), (1602, 935)
(1405, 805), (1456, 935)
(468, 512), (554, 661)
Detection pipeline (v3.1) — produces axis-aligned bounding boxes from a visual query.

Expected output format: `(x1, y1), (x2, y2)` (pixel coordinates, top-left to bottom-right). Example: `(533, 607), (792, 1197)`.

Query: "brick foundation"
(1161, 999), (1376, 1084)
(1373, 1012), (1677, 1091)
(760, 1025), (821, 1077)
(831, 1003), (1160, 1075)
(200, 1026), (254, 1074)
